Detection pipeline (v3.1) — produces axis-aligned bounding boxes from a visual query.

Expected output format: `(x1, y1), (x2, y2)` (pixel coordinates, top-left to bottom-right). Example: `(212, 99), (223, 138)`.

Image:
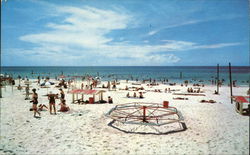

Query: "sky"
(1, 0), (249, 66)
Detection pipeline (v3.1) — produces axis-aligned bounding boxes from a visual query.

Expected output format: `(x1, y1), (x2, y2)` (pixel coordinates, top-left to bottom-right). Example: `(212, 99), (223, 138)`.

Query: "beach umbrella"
(44, 81), (53, 94)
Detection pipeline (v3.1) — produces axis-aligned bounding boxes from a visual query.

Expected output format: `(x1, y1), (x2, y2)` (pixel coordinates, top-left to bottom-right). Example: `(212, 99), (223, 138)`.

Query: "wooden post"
(142, 106), (147, 122)
(229, 63), (233, 104)
(217, 64), (219, 94)
(0, 85), (2, 98)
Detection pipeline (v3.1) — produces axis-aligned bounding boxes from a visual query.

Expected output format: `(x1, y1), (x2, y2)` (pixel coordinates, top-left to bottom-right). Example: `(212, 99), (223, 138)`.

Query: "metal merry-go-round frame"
(105, 102), (187, 134)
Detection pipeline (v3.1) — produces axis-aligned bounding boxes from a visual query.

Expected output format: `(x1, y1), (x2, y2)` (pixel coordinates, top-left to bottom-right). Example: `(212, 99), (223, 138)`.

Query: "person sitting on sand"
(59, 100), (70, 112)
(139, 92), (143, 98)
(133, 92), (137, 98)
(126, 92), (130, 98)
(108, 96), (113, 104)
(48, 92), (57, 115)
(31, 89), (40, 117)
(125, 85), (128, 90)
(38, 104), (48, 111)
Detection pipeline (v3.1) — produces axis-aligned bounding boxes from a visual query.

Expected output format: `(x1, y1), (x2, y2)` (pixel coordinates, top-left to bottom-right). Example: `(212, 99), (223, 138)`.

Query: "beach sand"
(0, 79), (249, 154)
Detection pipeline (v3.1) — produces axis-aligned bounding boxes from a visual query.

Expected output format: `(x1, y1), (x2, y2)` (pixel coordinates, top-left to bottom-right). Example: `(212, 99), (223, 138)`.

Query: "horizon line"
(1, 65), (249, 67)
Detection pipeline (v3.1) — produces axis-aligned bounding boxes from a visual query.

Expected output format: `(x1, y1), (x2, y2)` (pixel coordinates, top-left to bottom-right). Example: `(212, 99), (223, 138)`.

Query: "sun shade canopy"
(69, 89), (105, 95)
(233, 96), (250, 103)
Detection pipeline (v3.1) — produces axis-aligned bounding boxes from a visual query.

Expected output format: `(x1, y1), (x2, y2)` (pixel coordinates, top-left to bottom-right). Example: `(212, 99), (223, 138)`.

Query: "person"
(59, 100), (70, 112)
(59, 88), (65, 101)
(25, 85), (30, 100)
(38, 104), (48, 111)
(107, 81), (110, 90)
(31, 89), (40, 117)
(11, 79), (15, 85)
(48, 92), (57, 115)
(126, 92), (130, 98)
(108, 96), (113, 104)
(37, 76), (40, 85)
(139, 92), (143, 98)
(133, 92), (136, 98)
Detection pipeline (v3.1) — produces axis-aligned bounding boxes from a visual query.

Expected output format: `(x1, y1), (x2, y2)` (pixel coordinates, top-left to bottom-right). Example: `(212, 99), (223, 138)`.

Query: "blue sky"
(1, 0), (249, 66)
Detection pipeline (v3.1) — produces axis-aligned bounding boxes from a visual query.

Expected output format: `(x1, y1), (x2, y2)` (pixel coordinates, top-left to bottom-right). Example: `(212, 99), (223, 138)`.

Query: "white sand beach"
(0, 79), (249, 154)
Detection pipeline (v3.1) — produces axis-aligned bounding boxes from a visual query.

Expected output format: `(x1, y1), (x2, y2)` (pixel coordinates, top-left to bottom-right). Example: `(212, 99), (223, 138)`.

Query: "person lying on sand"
(200, 100), (216, 103)
(173, 97), (188, 100)
(59, 100), (70, 112)
(38, 104), (48, 111)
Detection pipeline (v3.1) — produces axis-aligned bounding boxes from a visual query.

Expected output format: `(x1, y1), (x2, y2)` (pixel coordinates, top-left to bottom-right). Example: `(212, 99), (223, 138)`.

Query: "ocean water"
(1, 66), (249, 85)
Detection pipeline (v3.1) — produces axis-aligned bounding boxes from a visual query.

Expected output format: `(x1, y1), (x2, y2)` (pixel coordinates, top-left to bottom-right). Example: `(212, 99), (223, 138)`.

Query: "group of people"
(187, 87), (201, 93)
(126, 92), (143, 98)
(30, 88), (70, 118)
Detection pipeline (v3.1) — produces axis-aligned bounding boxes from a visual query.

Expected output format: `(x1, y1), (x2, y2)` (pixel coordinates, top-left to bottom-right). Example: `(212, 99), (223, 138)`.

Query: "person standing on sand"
(31, 89), (40, 117)
(48, 92), (57, 115)
(59, 88), (65, 101)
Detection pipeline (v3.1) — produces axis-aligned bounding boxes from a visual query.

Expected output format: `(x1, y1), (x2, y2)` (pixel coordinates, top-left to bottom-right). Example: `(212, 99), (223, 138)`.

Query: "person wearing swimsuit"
(59, 89), (65, 101)
(48, 92), (57, 115)
(32, 89), (40, 117)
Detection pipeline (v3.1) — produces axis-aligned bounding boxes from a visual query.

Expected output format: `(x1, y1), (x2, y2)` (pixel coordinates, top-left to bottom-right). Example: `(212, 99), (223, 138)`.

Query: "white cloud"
(196, 42), (242, 49)
(17, 5), (242, 66)
(148, 30), (158, 36)
(147, 14), (243, 36)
